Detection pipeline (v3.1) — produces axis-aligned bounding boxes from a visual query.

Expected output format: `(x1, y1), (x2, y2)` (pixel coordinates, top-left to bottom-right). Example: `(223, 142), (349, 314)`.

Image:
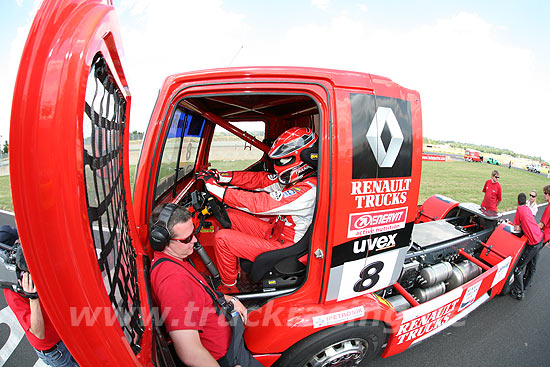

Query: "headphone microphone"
(149, 203), (178, 251)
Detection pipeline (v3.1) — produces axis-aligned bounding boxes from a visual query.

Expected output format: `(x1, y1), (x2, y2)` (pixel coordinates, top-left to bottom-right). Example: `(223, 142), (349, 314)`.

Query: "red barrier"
(422, 154), (447, 162)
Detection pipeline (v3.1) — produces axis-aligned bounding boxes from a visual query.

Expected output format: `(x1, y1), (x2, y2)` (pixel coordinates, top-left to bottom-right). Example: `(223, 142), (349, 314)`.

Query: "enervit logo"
(366, 107), (403, 168)
(348, 207), (408, 238)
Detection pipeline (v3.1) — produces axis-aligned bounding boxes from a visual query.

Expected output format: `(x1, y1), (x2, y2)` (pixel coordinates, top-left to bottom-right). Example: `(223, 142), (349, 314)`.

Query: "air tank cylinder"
(446, 260), (482, 291)
(386, 295), (412, 312)
(419, 262), (453, 288)
(413, 282), (446, 303)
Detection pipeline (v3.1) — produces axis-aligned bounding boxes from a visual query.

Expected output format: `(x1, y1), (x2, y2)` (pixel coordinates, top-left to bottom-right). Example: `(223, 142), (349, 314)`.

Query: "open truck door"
(10, 0), (154, 365)
(324, 77), (422, 303)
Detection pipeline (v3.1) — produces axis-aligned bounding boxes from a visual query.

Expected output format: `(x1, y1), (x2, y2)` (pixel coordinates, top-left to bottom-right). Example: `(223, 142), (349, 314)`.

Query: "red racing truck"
(7, 1), (528, 366)
(464, 149), (483, 162)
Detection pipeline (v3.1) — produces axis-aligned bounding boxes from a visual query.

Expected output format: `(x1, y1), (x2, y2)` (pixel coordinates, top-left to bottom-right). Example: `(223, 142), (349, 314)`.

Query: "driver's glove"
(196, 169), (233, 184)
(198, 175), (227, 201)
(217, 170), (233, 184)
(196, 169), (218, 181)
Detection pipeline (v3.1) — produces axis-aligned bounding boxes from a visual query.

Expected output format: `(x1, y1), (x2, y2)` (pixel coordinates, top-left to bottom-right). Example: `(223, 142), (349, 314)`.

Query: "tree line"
(423, 137), (544, 163)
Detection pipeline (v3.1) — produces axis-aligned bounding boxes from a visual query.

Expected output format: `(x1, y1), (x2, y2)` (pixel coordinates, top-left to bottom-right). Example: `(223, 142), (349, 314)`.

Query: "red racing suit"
(204, 171), (316, 285)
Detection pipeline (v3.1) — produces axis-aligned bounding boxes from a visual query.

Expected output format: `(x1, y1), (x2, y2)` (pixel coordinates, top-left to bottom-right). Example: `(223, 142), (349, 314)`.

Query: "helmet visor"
(269, 133), (315, 159)
(273, 156), (296, 167)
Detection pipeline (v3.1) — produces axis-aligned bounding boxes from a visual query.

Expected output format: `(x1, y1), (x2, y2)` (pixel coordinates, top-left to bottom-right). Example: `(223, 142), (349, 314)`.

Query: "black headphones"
(149, 203), (178, 251)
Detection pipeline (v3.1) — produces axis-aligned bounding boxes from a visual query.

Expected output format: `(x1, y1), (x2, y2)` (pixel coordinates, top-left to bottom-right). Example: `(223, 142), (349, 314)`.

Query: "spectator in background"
(538, 185), (550, 244)
(481, 170), (502, 212)
(526, 190), (538, 216)
(1, 225), (79, 367)
(510, 193), (544, 300)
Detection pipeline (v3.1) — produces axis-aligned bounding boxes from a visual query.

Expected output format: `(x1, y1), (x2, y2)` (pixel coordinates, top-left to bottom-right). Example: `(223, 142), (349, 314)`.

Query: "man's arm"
(170, 329), (219, 367)
(21, 273), (45, 339)
(224, 295), (248, 324)
(513, 209), (523, 232)
(224, 171), (281, 191)
(539, 206), (550, 229)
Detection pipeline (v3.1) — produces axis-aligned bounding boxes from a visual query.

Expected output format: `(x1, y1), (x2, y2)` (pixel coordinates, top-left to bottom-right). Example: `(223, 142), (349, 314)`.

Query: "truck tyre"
(274, 320), (387, 367)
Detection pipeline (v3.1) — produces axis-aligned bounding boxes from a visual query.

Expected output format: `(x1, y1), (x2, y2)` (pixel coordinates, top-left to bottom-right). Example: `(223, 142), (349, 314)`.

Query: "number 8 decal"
(353, 261), (384, 292)
(334, 248), (405, 302)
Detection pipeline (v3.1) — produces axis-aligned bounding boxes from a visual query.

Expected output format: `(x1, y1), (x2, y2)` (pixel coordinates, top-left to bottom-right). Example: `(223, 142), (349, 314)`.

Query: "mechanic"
(1, 225), (79, 367)
(538, 185), (550, 244)
(481, 170), (502, 212)
(526, 190), (538, 216)
(149, 204), (261, 367)
(197, 127), (317, 292)
(510, 193), (544, 300)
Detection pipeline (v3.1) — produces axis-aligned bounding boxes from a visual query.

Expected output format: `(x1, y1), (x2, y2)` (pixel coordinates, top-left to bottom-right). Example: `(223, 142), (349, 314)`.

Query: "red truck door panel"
(325, 85), (422, 302)
(10, 0), (151, 365)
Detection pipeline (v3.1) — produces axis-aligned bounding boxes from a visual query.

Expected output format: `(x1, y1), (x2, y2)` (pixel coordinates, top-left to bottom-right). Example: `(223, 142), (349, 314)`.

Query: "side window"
(155, 109), (205, 200)
(208, 121), (265, 171)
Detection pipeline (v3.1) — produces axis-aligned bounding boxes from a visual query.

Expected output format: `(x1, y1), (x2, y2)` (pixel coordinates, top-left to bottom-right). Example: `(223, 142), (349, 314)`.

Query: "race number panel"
(326, 247), (408, 302)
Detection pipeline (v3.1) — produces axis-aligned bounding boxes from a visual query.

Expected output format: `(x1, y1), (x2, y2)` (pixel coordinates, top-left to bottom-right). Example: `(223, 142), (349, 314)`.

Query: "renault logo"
(366, 107), (403, 167)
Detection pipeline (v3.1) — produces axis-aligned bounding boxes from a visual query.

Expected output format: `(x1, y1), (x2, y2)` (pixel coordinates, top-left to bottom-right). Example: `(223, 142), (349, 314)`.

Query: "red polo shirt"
(4, 289), (61, 351)
(481, 179), (502, 211)
(540, 204), (550, 243)
(513, 205), (543, 246)
(151, 252), (231, 360)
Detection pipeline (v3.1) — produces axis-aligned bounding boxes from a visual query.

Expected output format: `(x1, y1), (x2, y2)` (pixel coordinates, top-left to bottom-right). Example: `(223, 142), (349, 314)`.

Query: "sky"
(1, 0), (549, 159)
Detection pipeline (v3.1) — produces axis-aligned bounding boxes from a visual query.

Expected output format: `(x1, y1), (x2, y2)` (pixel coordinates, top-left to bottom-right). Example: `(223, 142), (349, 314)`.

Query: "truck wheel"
(274, 321), (387, 367)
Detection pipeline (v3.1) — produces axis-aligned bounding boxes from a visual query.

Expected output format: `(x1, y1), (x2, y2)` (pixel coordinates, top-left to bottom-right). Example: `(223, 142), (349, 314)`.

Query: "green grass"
(419, 161), (549, 211)
(0, 176), (12, 211)
(209, 160), (257, 172)
(1, 160), (548, 212)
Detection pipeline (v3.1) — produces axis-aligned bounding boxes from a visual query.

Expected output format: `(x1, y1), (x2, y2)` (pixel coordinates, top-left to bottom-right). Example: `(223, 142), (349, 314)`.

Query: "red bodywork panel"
(382, 255), (510, 357)
(416, 194), (460, 223)
(10, 0), (152, 365)
(479, 223), (526, 294)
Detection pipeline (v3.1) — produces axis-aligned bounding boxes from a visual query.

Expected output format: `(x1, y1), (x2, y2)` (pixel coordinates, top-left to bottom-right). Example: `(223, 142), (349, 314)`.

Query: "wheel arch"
(272, 318), (391, 367)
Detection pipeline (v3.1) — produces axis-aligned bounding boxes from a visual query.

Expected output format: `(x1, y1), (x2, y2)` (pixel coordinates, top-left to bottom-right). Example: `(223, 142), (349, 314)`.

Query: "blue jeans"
(35, 341), (79, 367)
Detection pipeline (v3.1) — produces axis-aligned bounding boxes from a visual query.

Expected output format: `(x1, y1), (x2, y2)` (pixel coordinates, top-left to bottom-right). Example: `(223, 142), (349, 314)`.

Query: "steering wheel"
(191, 190), (232, 230)
(205, 192), (232, 229)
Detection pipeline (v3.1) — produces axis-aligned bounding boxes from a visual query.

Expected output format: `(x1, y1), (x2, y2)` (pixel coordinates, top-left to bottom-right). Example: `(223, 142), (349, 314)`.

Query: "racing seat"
(240, 225), (313, 286)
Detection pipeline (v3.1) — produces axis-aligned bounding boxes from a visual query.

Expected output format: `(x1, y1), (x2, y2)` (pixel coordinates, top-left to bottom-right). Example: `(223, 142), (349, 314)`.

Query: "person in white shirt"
(527, 190), (538, 216)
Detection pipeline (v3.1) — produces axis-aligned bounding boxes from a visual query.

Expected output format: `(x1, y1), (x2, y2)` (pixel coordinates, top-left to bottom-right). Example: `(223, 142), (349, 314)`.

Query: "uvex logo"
(353, 233), (397, 253)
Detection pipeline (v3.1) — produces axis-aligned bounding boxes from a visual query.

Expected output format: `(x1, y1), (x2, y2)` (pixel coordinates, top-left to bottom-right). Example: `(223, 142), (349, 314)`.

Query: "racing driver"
(197, 127), (318, 292)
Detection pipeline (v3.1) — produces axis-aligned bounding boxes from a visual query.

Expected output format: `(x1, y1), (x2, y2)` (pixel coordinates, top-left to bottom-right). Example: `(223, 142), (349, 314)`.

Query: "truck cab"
(464, 148), (483, 162)
(8, 1), (527, 366)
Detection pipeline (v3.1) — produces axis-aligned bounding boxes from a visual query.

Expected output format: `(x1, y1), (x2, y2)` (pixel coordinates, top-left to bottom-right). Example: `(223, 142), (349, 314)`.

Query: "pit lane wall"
(422, 154), (448, 162)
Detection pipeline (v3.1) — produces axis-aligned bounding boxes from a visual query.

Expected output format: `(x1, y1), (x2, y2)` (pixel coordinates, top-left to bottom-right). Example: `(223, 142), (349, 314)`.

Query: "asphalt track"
(0, 207), (548, 366)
